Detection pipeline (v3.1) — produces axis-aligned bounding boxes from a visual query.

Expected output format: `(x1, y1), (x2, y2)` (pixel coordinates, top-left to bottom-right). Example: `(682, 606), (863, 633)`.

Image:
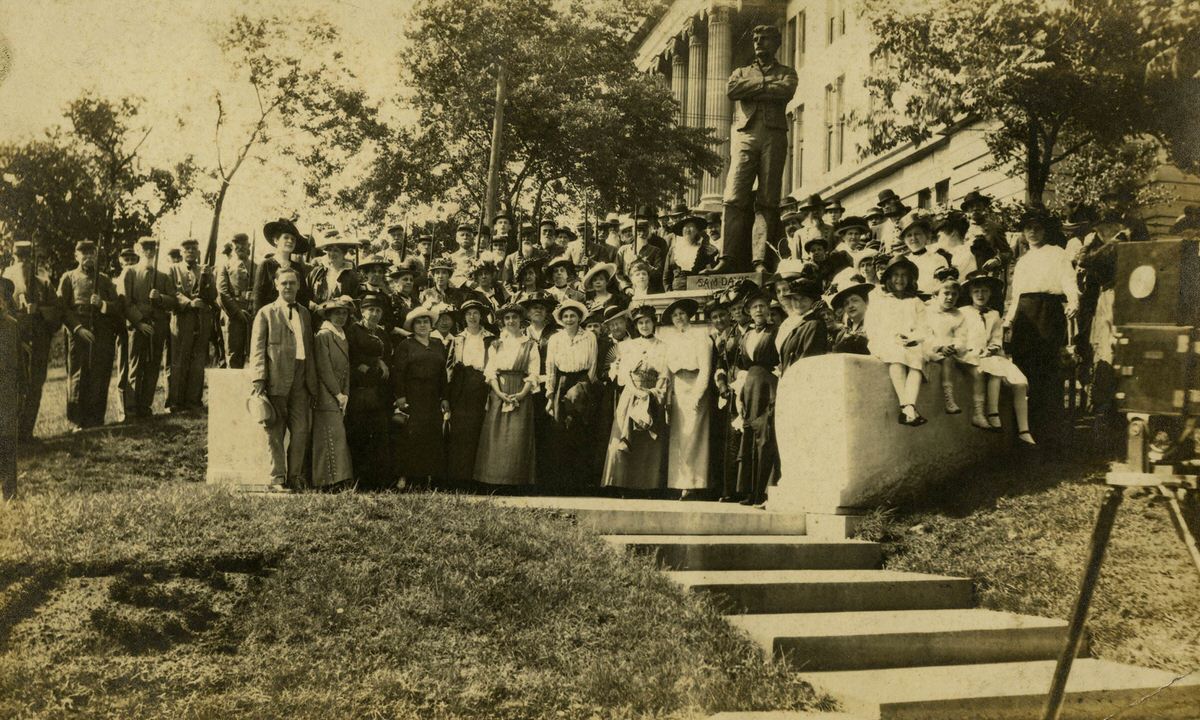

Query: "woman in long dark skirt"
(601, 303), (669, 496)
(521, 292), (557, 487)
(391, 305), (448, 488)
(346, 293), (393, 490)
(445, 298), (494, 488)
(474, 303), (541, 489)
(543, 298), (599, 493)
(734, 290), (780, 507)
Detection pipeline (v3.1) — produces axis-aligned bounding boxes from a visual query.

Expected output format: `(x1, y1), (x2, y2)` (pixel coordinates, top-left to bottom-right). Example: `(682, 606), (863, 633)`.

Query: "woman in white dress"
(661, 298), (713, 498)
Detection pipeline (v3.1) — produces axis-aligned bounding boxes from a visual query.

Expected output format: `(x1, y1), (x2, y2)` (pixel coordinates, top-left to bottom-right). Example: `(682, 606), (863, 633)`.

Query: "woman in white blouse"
(602, 303), (669, 494)
(445, 298), (494, 487)
(543, 298), (599, 491)
(474, 302), (541, 488)
(661, 298), (713, 499)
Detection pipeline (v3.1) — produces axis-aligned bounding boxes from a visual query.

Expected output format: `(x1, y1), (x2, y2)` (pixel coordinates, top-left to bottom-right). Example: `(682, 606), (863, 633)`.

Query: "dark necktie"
(288, 303), (297, 319)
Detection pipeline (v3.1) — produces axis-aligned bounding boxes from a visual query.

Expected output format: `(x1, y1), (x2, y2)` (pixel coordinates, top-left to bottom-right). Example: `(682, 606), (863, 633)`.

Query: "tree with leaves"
(0, 93), (195, 278)
(349, 0), (719, 226)
(859, 0), (1198, 206)
(206, 12), (385, 263)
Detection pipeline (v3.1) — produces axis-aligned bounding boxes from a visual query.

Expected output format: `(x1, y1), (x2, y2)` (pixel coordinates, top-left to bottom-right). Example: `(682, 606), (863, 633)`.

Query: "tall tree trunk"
(1025, 118), (1044, 206)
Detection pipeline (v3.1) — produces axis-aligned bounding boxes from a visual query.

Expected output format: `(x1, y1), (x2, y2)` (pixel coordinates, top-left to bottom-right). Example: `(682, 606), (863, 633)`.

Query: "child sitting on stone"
(959, 271), (1036, 445)
(924, 277), (968, 414)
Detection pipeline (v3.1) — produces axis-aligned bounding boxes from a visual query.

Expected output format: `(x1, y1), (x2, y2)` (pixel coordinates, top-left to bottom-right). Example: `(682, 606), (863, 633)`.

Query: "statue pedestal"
(771, 354), (1014, 516)
(205, 368), (273, 490)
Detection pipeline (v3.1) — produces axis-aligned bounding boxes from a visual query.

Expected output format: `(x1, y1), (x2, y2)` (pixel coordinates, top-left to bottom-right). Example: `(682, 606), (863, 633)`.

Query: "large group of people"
(1, 188), (1183, 504)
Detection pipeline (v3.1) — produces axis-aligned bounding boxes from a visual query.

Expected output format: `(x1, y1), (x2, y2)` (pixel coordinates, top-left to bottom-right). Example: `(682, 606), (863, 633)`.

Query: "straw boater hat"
(263, 218), (308, 252)
(661, 297), (699, 324)
(581, 262), (617, 288)
(404, 305), (440, 332)
(457, 296), (491, 321)
(552, 298), (588, 325)
(246, 394), (275, 427)
(316, 229), (356, 250)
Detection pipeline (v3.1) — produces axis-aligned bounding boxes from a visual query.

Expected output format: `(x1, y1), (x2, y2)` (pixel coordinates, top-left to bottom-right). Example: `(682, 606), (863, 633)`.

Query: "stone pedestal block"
(772, 354), (1014, 515)
(205, 368), (272, 489)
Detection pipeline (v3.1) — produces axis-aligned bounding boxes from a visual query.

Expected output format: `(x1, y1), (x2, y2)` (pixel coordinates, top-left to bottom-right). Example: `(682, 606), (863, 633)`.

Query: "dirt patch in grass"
(856, 443), (1200, 674)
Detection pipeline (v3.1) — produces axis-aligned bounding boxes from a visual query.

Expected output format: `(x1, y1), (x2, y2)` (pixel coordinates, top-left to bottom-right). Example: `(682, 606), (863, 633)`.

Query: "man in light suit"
(718, 24), (798, 273)
(250, 267), (318, 491)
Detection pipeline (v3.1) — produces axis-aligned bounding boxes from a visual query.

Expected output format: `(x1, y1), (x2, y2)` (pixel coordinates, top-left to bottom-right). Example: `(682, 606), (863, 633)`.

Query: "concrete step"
(477, 495), (808, 535)
(605, 535), (882, 571)
(728, 609), (1083, 671)
(801, 659), (1200, 719)
(666, 569), (973, 614)
(709, 712), (871, 719)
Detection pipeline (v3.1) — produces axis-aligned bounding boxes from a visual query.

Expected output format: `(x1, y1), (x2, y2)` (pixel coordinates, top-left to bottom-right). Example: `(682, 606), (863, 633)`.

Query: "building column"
(685, 16), (707, 208)
(700, 6), (733, 210)
(669, 38), (687, 128)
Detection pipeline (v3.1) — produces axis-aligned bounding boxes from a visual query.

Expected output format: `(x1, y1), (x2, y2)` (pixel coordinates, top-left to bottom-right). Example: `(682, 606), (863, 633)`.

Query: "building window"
(935, 179), (950, 208)
(794, 105), (804, 189)
(835, 75), (845, 166)
(918, 188), (932, 210)
(795, 11), (806, 67)
(824, 85), (834, 172)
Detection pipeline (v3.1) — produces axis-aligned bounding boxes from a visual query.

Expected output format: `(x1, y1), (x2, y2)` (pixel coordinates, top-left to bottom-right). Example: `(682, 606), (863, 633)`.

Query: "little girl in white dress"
(924, 280), (969, 414)
(865, 256), (929, 426)
(959, 271), (1036, 445)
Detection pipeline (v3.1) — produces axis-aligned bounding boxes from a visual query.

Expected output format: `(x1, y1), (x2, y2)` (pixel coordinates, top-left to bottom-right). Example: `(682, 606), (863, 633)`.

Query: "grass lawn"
(1, 374), (826, 719)
(856, 437), (1200, 675)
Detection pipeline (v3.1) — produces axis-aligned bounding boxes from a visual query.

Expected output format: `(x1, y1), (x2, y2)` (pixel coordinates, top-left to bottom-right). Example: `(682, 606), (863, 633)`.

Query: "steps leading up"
(478, 496), (808, 535)
(604, 534), (882, 570)
(800, 659), (1200, 719)
(665, 569), (973, 614)
(728, 609), (1081, 671)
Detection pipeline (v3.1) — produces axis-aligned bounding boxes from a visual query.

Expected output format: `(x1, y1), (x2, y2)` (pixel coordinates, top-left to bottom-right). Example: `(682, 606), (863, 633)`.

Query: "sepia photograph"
(0, 0), (1198, 717)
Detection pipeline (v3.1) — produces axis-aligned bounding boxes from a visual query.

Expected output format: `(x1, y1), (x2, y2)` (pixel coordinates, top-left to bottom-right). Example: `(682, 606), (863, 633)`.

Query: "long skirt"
(1011, 293), (1067, 444)
(667, 369), (712, 490)
(736, 366), (778, 502)
(445, 366), (489, 483)
(601, 385), (667, 490)
(347, 402), (391, 491)
(396, 378), (444, 478)
(474, 371), (536, 486)
(312, 408), (353, 487)
(546, 370), (596, 491)
(593, 378), (619, 480)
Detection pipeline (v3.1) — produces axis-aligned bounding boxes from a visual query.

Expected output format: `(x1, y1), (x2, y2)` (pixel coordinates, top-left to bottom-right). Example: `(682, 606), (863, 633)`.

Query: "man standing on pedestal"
(217, 234), (253, 369)
(718, 24), (798, 274)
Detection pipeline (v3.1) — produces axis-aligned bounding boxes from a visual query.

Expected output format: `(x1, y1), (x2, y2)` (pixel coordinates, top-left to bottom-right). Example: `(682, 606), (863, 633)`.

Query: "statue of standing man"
(717, 24), (797, 273)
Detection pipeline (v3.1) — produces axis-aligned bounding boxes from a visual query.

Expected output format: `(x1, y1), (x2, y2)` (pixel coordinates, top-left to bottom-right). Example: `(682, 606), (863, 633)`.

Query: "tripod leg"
(1163, 490), (1200, 578)
(1042, 486), (1124, 720)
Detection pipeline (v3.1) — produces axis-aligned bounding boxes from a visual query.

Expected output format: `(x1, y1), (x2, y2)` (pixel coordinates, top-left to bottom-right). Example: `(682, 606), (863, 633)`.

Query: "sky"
(0, 0), (419, 253)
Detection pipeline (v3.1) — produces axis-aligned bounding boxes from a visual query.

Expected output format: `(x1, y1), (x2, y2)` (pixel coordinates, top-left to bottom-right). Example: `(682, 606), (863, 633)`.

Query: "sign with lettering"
(686, 272), (764, 292)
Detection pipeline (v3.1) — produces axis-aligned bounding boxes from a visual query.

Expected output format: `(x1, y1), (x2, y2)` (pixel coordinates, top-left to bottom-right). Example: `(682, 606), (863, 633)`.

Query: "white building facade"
(634, 0), (1197, 228)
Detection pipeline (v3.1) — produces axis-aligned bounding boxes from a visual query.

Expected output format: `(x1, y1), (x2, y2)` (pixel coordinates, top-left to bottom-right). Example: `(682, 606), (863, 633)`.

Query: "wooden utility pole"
(482, 64), (508, 252)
